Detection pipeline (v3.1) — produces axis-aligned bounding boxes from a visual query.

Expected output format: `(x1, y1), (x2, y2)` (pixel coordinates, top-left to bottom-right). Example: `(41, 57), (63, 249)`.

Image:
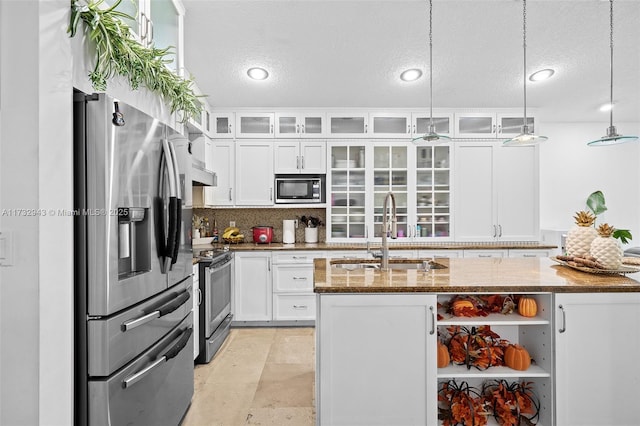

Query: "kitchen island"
(314, 256), (640, 426)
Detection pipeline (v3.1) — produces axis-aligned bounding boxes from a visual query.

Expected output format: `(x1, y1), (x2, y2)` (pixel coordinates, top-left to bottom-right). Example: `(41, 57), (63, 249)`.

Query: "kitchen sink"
(331, 260), (447, 271)
(332, 263), (380, 270)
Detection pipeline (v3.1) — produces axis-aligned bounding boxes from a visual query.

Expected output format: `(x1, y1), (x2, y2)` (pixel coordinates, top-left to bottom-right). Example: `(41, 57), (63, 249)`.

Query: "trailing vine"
(68, 0), (202, 122)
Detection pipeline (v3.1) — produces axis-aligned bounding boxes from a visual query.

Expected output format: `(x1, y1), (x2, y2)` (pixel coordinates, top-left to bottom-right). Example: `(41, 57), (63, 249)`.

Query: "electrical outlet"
(229, 221), (236, 227)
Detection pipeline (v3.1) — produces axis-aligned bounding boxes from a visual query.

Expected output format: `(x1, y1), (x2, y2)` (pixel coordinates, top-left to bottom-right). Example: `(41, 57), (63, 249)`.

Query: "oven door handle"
(207, 258), (232, 274)
(123, 327), (193, 388)
(121, 291), (190, 331)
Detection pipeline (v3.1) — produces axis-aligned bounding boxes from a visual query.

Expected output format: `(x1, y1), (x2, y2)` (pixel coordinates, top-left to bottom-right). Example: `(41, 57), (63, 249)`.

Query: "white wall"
(539, 121), (640, 241)
(1, 1), (73, 425)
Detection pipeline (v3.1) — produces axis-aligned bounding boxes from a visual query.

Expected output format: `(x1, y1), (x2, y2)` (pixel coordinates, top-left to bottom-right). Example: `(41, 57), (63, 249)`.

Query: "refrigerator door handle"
(122, 327), (192, 389)
(121, 290), (191, 332)
(167, 140), (182, 265)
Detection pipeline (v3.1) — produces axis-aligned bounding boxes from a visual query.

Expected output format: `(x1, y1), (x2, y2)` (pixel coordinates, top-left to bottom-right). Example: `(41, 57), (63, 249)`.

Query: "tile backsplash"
(193, 208), (326, 244)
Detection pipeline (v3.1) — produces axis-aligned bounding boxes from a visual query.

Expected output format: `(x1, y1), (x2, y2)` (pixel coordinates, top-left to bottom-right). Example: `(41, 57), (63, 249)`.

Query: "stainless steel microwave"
(275, 175), (325, 204)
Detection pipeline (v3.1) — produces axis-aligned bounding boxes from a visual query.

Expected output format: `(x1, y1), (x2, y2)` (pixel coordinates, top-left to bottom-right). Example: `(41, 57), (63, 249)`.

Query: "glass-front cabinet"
(327, 141), (452, 242)
(415, 145), (451, 238)
(329, 144), (367, 240)
(373, 145), (408, 238)
(275, 113), (325, 138)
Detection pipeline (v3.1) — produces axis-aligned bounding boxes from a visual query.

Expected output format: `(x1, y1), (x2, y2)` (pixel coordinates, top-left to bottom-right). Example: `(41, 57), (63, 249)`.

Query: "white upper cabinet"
(204, 140), (235, 206)
(275, 113), (326, 138)
(411, 113), (453, 139)
(275, 140), (326, 174)
(369, 112), (411, 138)
(209, 112), (234, 138)
(454, 112), (536, 139)
(235, 113), (275, 138)
(107, 0), (184, 73)
(454, 141), (539, 241)
(235, 140), (274, 205)
(327, 113), (369, 138)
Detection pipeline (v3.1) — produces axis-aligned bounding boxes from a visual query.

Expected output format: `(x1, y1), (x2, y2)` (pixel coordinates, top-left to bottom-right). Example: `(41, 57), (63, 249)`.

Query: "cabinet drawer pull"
(296, 156), (300, 169)
(292, 256), (308, 260)
(559, 304), (566, 333)
(498, 224), (502, 237)
(228, 124), (232, 134)
(301, 156), (305, 169)
(478, 254), (492, 258)
(293, 305), (308, 310)
(296, 124), (300, 134)
(523, 254), (536, 258)
(301, 124), (305, 133)
(270, 124), (274, 134)
(292, 277), (308, 281)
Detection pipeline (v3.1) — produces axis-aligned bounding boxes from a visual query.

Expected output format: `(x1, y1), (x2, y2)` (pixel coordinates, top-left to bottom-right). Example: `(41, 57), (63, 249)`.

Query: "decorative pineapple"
(590, 223), (622, 269)
(565, 211), (597, 257)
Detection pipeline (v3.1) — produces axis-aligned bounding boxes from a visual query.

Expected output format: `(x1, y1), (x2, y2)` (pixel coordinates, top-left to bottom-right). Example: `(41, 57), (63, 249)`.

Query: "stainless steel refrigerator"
(73, 91), (194, 425)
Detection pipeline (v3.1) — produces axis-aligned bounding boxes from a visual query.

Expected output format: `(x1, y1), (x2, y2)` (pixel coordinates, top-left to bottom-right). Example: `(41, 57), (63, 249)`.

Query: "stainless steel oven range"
(196, 250), (233, 364)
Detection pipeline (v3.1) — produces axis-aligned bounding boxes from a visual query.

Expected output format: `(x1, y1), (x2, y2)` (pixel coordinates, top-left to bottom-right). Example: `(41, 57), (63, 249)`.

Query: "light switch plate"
(0, 230), (14, 266)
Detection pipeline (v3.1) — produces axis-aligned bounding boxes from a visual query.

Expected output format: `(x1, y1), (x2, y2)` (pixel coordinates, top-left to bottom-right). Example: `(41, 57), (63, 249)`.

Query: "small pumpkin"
(504, 344), (531, 371)
(451, 299), (475, 316)
(518, 296), (538, 317)
(437, 341), (450, 368)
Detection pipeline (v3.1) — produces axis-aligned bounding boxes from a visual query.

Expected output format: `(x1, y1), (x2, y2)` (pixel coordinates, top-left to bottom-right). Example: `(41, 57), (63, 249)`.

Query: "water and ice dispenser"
(118, 207), (151, 278)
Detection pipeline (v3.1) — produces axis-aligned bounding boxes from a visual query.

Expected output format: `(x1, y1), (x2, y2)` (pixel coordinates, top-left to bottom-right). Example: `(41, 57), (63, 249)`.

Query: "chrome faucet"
(381, 192), (397, 270)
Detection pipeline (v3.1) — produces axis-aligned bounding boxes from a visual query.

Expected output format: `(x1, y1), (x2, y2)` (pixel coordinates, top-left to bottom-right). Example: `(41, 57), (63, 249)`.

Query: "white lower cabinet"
(272, 251), (322, 321)
(192, 264), (200, 360)
(233, 252), (272, 321)
(555, 292), (640, 425)
(317, 293), (438, 426)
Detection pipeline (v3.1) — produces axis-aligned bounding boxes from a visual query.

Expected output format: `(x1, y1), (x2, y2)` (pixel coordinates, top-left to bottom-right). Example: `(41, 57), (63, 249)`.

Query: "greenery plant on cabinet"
(68, 0), (202, 122)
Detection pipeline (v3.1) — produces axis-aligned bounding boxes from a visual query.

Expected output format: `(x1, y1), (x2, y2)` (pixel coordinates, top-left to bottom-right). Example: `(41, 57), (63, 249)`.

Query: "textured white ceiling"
(183, 0), (640, 123)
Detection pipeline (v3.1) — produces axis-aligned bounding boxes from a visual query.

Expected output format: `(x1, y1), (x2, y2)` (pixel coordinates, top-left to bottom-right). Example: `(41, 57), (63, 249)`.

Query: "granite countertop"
(197, 242), (556, 252)
(313, 257), (640, 294)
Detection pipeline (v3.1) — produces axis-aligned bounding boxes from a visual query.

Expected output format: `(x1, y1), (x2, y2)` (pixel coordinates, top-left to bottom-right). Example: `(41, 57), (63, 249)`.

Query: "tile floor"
(182, 327), (316, 426)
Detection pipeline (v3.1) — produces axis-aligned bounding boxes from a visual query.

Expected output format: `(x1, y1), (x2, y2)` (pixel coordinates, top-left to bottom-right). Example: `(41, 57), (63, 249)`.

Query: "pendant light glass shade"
(413, 0), (449, 144)
(503, 0), (547, 147)
(587, 0), (638, 146)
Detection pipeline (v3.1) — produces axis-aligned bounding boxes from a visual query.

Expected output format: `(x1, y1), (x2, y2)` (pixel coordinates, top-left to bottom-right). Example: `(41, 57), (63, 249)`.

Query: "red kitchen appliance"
(252, 226), (273, 244)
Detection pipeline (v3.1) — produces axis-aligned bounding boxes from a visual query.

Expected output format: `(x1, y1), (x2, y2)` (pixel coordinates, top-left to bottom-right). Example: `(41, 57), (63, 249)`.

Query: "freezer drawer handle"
(121, 291), (191, 332)
(122, 327), (193, 389)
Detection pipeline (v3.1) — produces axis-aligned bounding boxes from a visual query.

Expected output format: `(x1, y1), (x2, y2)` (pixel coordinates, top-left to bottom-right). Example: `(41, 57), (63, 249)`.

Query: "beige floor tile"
(181, 381), (259, 426)
(251, 363), (315, 409)
(185, 327), (316, 425)
(266, 338), (315, 364)
(245, 407), (315, 426)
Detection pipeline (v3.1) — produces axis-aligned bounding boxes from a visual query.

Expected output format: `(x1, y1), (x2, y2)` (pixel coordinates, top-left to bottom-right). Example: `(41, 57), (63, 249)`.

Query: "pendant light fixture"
(413, 0), (449, 143)
(587, 0), (638, 146)
(503, 0), (548, 146)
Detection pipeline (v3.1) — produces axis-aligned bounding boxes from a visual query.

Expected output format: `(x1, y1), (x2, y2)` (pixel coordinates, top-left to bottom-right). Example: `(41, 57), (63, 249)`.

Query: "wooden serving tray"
(550, 256), (640, 275)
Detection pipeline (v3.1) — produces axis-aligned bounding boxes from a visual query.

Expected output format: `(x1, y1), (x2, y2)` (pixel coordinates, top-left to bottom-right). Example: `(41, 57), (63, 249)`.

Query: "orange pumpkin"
(452, 299), (475, 316)
(437, 341), (450, 368)
(518, 297), (537, 317)
(504, 344), (531, 371)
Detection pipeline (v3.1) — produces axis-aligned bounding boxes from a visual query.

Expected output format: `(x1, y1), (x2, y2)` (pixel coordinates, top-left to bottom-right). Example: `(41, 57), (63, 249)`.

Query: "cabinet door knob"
(407, 124), (411, 134)
(228, 124), (232, 134)
(270, 124), (274, 134)
(296, 124), (300, 134)
(492, 124), (496, 134)
(497, 124), (503, 134)
(301, 124), (305, 134)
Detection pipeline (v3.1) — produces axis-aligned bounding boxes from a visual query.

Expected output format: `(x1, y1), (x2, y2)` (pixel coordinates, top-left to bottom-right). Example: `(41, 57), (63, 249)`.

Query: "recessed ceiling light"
(400, 69), (422, 82)
(247, 67), (269, 80)
(528, 68), (555, 82)
(599, 102), (614, 112)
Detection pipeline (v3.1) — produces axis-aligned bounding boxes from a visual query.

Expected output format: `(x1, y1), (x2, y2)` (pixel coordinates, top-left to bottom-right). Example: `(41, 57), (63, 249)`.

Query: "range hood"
(192, 164), (217, 187)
